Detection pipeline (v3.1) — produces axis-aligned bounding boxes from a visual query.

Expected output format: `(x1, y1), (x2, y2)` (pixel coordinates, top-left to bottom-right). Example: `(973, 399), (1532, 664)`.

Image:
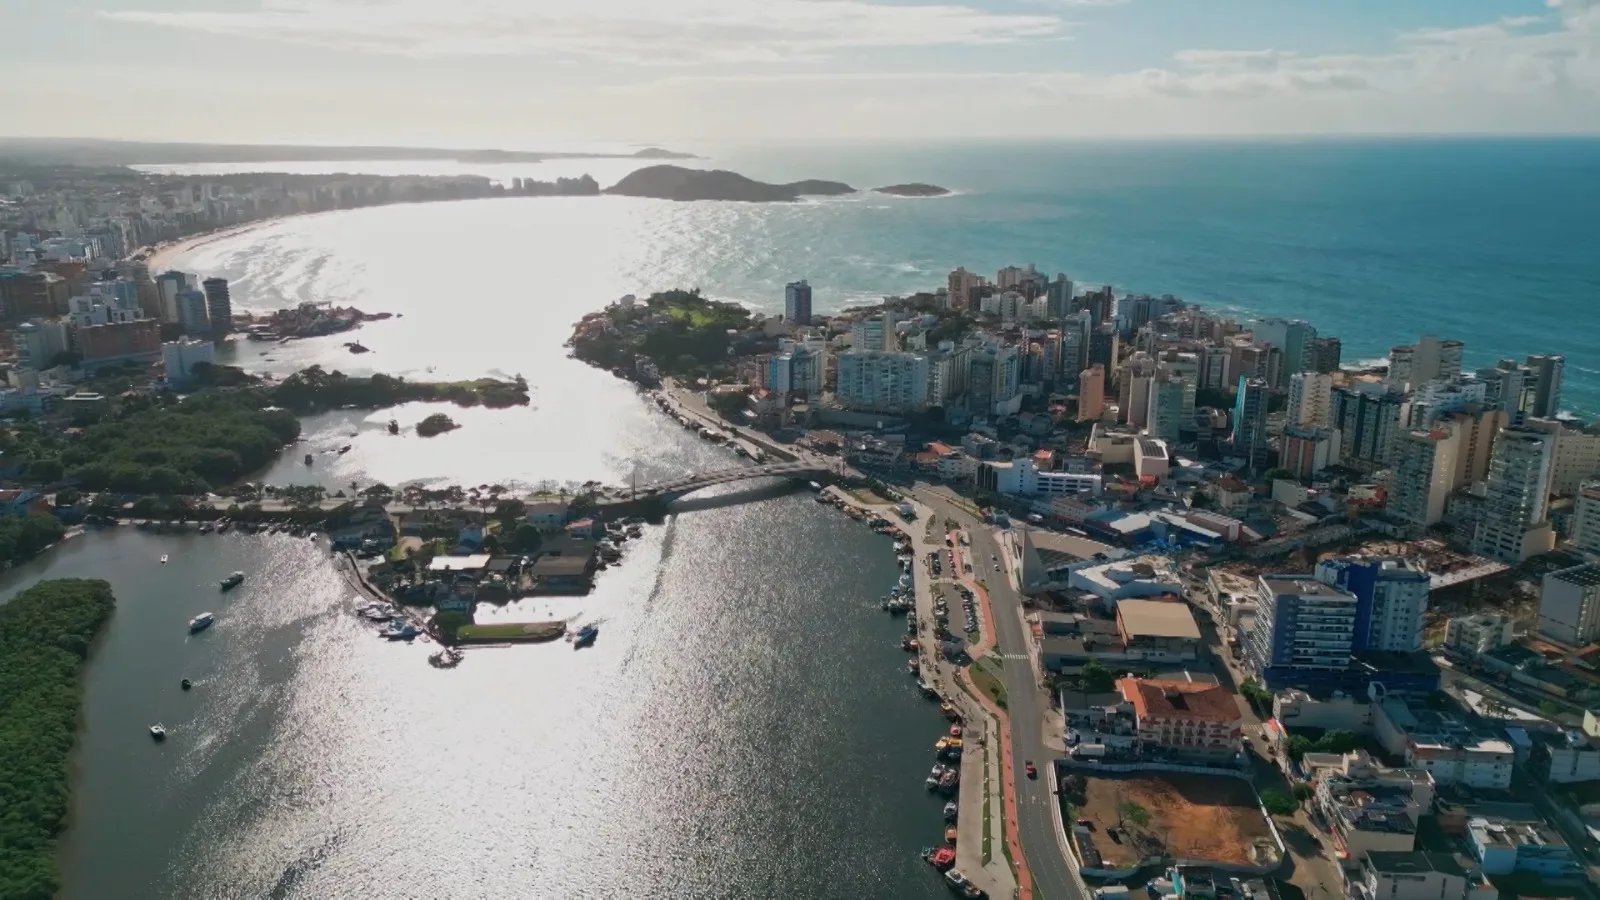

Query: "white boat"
(188, 612), (215, 633)
(149, 724), (167, 742)
(160, 554), (169, 564)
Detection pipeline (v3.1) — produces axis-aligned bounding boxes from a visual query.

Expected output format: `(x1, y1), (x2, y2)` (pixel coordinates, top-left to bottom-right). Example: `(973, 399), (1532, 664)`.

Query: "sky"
(3, 0), (1599, 147)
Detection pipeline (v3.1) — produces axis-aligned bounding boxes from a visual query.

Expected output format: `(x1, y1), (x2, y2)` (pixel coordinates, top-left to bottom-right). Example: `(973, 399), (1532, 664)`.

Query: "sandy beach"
(141, 215), (303, 271)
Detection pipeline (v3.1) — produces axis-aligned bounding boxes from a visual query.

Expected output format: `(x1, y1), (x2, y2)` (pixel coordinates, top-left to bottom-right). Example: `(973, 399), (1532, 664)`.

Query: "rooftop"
(1364, 851), (1467, 878)
(1117, 599), (1202, 640)
(1117, 677), (1240, 723)
(1548, 562), (1600, 589)
(1261, 575), (1357, 601)
(427, 554), (492, 572)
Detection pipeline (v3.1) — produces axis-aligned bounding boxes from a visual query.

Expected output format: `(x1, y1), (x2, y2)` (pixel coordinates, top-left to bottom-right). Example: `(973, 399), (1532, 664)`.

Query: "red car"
(1024, 761), (1037, 779)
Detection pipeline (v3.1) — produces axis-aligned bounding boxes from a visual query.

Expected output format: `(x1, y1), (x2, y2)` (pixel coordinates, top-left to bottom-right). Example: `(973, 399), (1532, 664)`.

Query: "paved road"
(918, 489), (1084, 900)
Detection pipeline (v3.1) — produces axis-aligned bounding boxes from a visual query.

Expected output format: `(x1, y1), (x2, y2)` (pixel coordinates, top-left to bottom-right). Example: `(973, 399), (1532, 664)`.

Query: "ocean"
(146, 137), (1600, 413)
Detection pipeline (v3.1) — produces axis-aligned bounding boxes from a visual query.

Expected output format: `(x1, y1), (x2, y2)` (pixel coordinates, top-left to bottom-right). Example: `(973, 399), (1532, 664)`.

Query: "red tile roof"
(1117, 677), (1241, 724)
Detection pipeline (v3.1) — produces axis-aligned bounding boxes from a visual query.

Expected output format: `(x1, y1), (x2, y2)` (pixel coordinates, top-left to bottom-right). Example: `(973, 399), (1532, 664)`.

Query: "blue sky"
(3, 0), (1598, 145)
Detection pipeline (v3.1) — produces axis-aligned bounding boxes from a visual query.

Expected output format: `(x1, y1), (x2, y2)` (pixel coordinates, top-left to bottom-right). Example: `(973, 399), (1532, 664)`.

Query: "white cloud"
(103, 0), (1066, 64)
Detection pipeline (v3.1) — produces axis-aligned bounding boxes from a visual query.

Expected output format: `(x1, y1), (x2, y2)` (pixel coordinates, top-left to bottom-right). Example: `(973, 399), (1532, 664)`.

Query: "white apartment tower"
(1390, 429), (1461, 530)
(1287, 372), (1333, 428)
(1472, 426), (1557, 564)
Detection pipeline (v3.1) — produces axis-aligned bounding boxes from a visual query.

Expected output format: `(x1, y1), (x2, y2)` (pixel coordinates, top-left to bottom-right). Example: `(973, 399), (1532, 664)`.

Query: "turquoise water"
(153, 138), (1600, 414)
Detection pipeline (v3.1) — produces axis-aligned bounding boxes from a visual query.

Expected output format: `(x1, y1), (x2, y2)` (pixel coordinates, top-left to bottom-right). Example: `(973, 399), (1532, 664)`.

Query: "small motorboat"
(380, 623), (420, 640)
(160, 554), (169, 564)
(338, 445), (352, 455)
(149, 724), (167, 742)
(922, 846), (956, 871)
(220, 571), (245, 590)
(180, 678), (193, 691)
(945, 869), (985, 899)
(387, 419), (400, 435)
(188, 612), (215, 633)
(945, 826), (958, 845)
(573, 624), (599, 648)
(303, 453), (313, 466)
(943, 801), (959, 822)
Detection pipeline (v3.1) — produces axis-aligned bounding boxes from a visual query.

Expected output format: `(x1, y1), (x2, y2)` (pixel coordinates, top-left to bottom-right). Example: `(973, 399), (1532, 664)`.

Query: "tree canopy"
(0, 579), (116, 900)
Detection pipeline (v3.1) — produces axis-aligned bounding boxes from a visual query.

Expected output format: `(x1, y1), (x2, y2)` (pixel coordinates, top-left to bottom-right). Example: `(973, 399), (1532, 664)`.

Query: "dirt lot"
(1073, 771), (1277, 869)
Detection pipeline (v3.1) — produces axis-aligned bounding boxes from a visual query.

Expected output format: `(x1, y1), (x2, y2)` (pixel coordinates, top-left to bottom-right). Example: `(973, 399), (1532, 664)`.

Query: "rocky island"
(874, 183), (951, 197)
(604, 166), (855, 202)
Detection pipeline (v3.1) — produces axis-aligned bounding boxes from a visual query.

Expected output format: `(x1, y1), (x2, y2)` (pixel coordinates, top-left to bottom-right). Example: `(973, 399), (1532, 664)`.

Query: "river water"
(0, 192), (965, 896)
(9, 488), (953, 898)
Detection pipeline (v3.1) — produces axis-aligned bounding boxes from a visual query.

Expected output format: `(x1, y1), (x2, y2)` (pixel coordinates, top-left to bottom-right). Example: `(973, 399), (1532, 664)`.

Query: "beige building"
(1078, 364), (1105, 422)
(1390, 428), (1460, 530)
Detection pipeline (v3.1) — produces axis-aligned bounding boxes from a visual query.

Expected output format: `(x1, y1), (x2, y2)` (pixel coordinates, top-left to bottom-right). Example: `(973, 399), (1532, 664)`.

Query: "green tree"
(1292, 783), (1314, 804)
(0, 579), (116, 900)
(1264, 468), (1295, 482)
(53, 488), (81, 507)
(1287, 735), (1314, 761)
(1261, 789), (1299, 816)
(1539, 700), (1563, 717)
(510, 523), (543, 552)
(1117, 801), (1152, 831)
(1079, 660), (1116, 693)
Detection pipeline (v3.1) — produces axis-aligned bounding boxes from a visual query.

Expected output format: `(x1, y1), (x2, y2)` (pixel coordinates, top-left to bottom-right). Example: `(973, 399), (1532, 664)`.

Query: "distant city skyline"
(3, 0), (1599, 145)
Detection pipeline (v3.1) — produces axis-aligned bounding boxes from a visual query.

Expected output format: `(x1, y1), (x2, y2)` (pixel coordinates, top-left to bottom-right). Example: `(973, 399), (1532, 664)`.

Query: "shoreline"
(140, 216), (298, 271)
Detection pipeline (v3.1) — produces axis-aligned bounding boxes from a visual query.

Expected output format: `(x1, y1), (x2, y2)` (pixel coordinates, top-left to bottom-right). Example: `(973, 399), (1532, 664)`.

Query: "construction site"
(1066, 770), (1281, 873)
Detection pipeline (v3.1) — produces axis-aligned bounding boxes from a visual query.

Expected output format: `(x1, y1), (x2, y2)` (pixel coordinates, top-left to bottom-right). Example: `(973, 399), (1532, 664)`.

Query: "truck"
(1073, 743), (1107, 759)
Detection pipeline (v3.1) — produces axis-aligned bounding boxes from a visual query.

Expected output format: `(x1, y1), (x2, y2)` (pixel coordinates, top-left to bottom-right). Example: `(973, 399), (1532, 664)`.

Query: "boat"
(149, 724), (167, 742)
(304, 453), (313, 465)
(944, 869), (985, 898)
(338, 445), (352, 454)
(908, 659), (920, 674)
(160, 554), (169, 564)
(215, 519), (232, 534)
(938, 769), (959, 792)
(945, 827), (958, 844)
(380, 623), (420, 640)
(573, 624), (599, 648)
(188, 612), (215, 633)
(387, 419), (400, 435)
(180, 678), (193, 690)
(926, 765), (946, 789)
(943, 801), (959, 821)
(922, 846), (957, 871)
(919, 681), (940, 700)
(219, 571), (245, 590)
(358, 608), (395, 622)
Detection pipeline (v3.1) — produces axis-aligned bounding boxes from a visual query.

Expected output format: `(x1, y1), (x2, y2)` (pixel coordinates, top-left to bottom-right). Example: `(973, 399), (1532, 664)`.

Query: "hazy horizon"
(4, 0), (1599, 147)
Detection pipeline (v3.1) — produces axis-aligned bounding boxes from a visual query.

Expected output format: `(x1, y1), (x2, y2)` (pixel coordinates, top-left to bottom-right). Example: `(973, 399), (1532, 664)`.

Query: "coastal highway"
(919, 487), (1085, 900)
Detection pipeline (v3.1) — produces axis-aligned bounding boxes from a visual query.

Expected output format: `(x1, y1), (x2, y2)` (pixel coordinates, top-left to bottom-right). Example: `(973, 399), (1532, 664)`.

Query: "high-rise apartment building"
(1281, 426), (1340, 478)
(1248, 575), (1360, 688)
(1252, 318), (1315, 385)
(1390, 429), (1461, 530)
(850, 311), (897, 352)
(176, 288), (209, 336)
(1573, 483), (1600, 558)
(1045, 274), (1074, 319)
(1524, 418), (1600, 497)
(1442, 405), (1507, 490)
(1333, 385), (1405, 469)
(1472, 426), (1556, 564)
(1539, 563), (1600, 646)
(1408, 377), (1488, 427)
(1145, 372), (1187, 444)
(835, 351), (929, 414)
(1087, 323), (1119, 370)
(946, 268), (983, 311)
(1387, 335), (1462, 392)
(1315, 557), (1430, 653)
(202, 277), (232, 339)
(1287, 372), (1333, 428)
(1526, 354), (1565, 419)
(1078, 364), (1105, 421)
(1309, 336), (1343, 374)
(783, 279), (813, 325)
(1232, 376), (1271, 471)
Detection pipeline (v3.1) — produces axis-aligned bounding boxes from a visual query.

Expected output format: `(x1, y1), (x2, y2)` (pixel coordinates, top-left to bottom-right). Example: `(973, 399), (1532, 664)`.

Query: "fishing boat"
(149, 724), (167, 742)
(944, 870), (985, 898)
(188, 612), (215, 633)
(219, 571), (245, 590)
(338, 445), (352, 454)
(943, 801), (959, 821)
(387, 419), (400, 435)
(921, 846), (957, 871)
(380, 623), (420, 640)
(303, 453), (313, 465)
(573, 624), (599, 648)
(925, 765), (947, 790)
(180, 678), (193, 691)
